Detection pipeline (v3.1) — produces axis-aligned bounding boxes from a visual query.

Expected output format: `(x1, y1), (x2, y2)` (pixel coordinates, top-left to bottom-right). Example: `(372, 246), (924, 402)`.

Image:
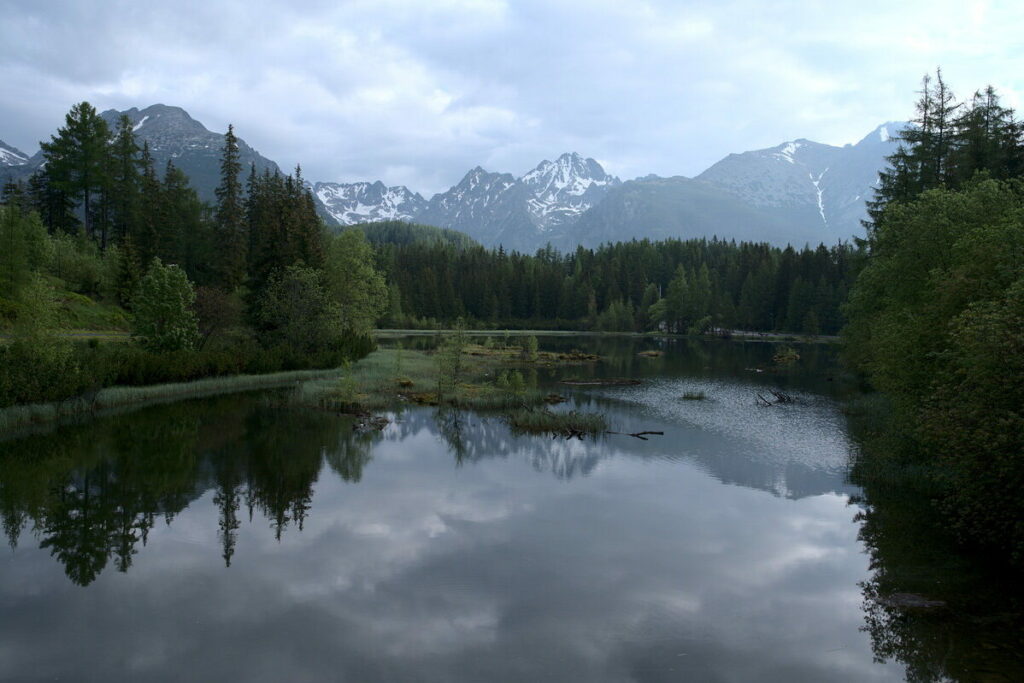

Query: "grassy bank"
(0, 367), (344, 436)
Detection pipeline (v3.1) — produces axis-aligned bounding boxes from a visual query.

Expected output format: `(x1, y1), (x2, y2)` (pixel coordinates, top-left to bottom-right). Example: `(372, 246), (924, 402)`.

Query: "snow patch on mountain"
(0, 141), (28, 166)
(809, 169), (828, 225)
(774, 141), (802, 164)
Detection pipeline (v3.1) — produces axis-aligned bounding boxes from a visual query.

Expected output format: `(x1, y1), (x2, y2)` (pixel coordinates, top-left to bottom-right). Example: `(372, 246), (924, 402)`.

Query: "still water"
(0, 337), (1020, 682)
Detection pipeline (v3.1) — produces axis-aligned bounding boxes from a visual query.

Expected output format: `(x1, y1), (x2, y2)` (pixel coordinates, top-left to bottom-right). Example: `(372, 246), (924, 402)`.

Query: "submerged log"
(560, 378), (642, 387)
(757, 388), (795, 406)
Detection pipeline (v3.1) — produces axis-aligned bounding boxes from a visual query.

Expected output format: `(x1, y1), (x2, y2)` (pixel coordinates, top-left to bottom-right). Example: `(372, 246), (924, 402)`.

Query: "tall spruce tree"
(109, 115), (141, 245)
(214, 124), (246, 290)
(136, 143), (162, 267)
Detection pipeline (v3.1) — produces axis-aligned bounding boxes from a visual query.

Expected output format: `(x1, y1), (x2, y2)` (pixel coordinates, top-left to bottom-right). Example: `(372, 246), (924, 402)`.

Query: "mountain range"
(1, 104), (903, 250)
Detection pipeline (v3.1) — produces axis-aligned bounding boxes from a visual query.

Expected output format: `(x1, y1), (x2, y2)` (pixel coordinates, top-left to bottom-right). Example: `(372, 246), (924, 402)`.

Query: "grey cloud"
(2, 0), (1022, 195)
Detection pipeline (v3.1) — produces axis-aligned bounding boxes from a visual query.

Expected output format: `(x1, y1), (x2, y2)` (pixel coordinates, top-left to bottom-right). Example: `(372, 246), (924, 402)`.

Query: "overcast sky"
(2, 0), (1022, 194)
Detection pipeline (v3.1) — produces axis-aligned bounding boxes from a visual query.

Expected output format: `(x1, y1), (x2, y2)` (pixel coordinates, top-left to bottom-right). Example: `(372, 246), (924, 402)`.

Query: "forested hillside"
(378, 237), (860, 335)
(0, 102), (382, 408)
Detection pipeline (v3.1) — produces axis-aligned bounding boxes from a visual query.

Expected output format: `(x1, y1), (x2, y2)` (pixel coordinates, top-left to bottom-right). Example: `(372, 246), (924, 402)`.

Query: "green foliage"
(596, 298), (635, 331)
(506, 408), (607, 437)
(845, 178), (1024, 562)
(380, 236), (858, 334)
(0, 278), (91, 408)
(496, 369), (526, 393)
(355, 220), (479, 249)
(436, 319), (468, 400)
(0, 206), (48, 301)
(256, 264), (339, 353)
(866, 72), (1024, 235)
(214, 124), (247, 289)
(130, 258), (199, 352)
(324, 229), (388, 335)
(523, 334), (539, 361)
(772, 345), (800, 366)
(47, 232), (105, 295)
(247, 167), (325, 298)
(923, 277), (1024, 560)
(38, 102), (111, 241)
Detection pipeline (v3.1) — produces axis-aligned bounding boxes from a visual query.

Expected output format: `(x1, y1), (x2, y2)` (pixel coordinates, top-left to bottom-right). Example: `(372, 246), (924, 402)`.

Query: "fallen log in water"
(560, 378), (642, 387)
(757, 388), (795, 406)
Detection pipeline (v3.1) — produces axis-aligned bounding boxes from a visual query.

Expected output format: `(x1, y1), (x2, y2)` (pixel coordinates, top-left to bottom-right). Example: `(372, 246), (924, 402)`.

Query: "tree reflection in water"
(852, 471), (1024, 681)
(0, 394), (379, 585)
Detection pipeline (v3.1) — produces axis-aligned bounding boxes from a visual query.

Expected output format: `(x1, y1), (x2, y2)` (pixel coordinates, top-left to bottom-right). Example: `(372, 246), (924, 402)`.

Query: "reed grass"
(0, 367), (342, 434)
(506, 408), (607, 436)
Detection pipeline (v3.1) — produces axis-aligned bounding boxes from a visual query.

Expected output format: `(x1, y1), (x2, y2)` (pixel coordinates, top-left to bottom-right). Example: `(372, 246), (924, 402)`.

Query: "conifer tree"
(39, 102), (112, 243)
(214, 124), (246, 289)
(136, 143), (162, 266)
(109, 115), (141, 245)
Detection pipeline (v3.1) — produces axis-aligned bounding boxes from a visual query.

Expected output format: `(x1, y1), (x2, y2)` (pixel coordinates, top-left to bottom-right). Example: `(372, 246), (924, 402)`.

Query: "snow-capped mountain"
(693, 122), (905, 243)
(312, 152), (619, 250)
(99, 104), (281, 202)
(521, 152), (620, 231)
(402, 154), (621, 251)
(0, 140), (29, 167)
(414, 167), (532, 249)
(314, 181), (427, 225)
(2, 101), (905, 250)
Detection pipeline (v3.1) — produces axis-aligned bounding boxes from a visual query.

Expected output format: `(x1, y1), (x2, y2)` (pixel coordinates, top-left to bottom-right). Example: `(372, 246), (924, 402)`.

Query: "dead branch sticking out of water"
(605, 430), (665, 441)
(757, 389), (795, 406)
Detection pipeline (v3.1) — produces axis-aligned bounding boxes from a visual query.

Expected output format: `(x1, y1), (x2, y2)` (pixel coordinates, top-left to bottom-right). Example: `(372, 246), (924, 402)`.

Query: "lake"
(1, 336), (1020, 682)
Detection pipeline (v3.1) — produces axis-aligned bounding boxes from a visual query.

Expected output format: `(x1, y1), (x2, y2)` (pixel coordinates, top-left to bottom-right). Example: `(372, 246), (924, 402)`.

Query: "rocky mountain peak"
(96, 104), (280, 202)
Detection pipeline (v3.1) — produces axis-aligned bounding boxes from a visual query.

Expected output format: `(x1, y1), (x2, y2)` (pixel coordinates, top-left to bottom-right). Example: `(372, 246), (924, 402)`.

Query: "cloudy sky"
(2, 0), (1022, 194)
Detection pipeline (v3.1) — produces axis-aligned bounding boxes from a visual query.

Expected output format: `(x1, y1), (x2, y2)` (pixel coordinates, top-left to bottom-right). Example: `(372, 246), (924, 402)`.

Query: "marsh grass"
(0, 367), (342, 435)
(303, 350), (561, 413)
(301, 348), (572, 416)
(506, 408), (607, 436)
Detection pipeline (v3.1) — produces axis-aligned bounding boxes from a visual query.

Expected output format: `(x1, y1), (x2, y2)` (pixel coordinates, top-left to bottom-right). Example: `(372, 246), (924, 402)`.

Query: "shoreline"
(0, 367), (344, 439)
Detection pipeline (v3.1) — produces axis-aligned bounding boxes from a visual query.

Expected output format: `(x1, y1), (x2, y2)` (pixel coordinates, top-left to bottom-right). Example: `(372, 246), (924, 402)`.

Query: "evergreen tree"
(39, 102), (112, 243)
(214, 124), (247, 289)
(136, 143), (162, 266)
(108, 115), (141, 245)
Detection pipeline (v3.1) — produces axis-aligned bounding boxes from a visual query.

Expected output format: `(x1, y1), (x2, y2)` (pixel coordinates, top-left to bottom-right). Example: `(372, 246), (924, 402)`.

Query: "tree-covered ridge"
(846, 71), (1024, 564)
(354, 220), (480, 249)
(378, 237), (860, 335)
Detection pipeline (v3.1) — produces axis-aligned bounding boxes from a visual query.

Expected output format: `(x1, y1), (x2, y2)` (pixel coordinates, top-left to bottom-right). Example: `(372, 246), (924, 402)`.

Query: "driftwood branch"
(606, 430), (665, 441)
(757, 388), (795, 406)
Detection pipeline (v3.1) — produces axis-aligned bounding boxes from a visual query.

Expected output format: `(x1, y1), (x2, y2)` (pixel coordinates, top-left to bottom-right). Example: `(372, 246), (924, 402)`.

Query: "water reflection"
(0, 396), (381, 585)
(0, 337), (1019, 681)
(850, 470), (1024, 681)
